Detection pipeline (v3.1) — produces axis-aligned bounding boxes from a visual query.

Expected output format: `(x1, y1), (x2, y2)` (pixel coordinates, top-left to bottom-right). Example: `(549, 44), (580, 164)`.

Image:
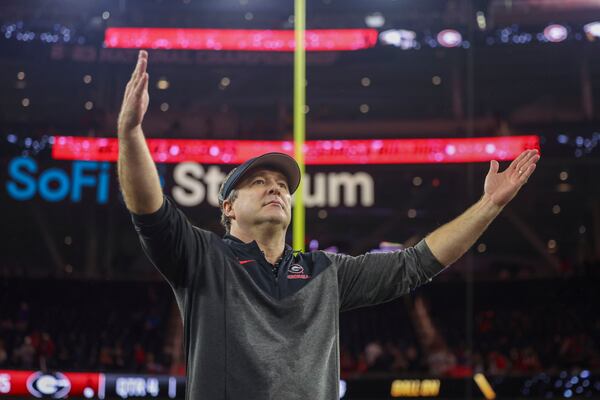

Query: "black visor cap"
(218, 152), (301, 204)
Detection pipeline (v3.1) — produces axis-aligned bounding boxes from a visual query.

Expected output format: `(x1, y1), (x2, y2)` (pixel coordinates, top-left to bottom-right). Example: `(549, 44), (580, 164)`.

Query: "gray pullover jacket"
(132, 196), (445, 400)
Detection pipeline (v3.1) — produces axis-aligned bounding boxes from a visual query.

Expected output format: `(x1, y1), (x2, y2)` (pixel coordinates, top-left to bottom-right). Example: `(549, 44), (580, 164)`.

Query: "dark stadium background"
(0, 0), (599, 398)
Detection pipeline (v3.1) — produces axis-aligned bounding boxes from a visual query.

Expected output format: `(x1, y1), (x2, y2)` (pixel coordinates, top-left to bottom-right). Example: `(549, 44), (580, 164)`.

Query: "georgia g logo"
(288, 264), (311, 280)
(289, 264), (304, 274)
(26, 371), (71, 398)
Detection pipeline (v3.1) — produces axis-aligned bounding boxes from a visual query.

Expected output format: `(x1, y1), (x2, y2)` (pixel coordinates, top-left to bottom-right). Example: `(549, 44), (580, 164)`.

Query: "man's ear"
(223, 200), (235, 218)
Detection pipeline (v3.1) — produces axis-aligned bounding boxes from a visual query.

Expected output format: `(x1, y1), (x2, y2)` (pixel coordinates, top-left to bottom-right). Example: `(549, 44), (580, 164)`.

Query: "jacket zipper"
(273, 263), (280, 299)
(273, 251), (290, 299)
(262, 249), (289, 299)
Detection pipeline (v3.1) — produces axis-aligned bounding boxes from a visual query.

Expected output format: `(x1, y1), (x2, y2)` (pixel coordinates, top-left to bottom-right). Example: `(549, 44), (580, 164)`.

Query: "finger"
(137, 51), (148, 75)
(516, 150), (538, 173)
(124, 80), (134, 100)
(137, 57), (147, 80)
(127, 56), (147, 94)
(130, 53), (142, 79)
(142, 71), (149, 93)
(489, 160), (499, 175)
(520, 154), (540, 176)
(132, 73), (144, 97)
(519, 163), (536, 184)
(130, 50), (147, 81)
(133, 73), (149, 98)
(124, 60), (143, 102)
(123, 75), (140, 104)
(508, 150), (529, 172)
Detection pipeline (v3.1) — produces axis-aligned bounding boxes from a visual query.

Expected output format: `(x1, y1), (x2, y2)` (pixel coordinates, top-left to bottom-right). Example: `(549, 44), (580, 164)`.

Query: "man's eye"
(254, 179), (265, 185)
(278, 183), (288, 190)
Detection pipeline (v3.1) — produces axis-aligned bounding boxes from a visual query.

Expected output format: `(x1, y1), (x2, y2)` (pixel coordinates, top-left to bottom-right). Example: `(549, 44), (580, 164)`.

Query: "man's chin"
(255, 214), (290, 227)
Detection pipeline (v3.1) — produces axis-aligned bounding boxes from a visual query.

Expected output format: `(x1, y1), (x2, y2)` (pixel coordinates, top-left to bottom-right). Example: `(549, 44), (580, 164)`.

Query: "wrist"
(118, 124), (143, 138)
(480, 193), (504, 216)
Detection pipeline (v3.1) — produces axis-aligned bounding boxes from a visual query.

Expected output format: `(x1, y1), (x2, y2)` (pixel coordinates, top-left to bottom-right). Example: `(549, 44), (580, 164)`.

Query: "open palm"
(484, 149), (540, 207)
(118, 50), (150, 133)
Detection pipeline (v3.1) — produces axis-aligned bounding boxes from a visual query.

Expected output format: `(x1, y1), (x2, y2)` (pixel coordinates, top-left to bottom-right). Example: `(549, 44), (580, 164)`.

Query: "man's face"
(224, 168), (292, 231)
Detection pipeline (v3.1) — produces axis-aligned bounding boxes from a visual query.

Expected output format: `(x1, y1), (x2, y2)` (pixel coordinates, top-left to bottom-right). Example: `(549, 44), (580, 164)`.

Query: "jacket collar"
(223, 233), (294, 259)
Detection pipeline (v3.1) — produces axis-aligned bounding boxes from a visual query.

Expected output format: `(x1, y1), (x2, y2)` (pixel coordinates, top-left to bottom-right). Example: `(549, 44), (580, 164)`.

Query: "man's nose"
(267, 181), (281, 195)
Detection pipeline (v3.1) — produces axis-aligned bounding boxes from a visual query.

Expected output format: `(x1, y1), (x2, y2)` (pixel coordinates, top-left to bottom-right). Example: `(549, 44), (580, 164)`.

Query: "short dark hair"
(219, 168), (239, 234)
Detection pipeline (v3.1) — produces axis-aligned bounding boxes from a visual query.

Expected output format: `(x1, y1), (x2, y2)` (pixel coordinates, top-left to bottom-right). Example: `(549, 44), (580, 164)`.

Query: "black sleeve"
(130, 196), (212, 289)
(333, 239), (445, 312)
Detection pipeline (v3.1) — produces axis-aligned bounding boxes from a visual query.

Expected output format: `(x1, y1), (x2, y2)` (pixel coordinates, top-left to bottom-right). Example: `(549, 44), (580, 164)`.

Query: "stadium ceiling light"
(543, 24), (568, 42)
(559, 171), (568, 181)
(365, 12), (385, 28)
(437, 29), (462, 48)
(379, 29), (401, 46)
(583, 21), (600, 38)
(476, 11), (487, 30)
(156, 78), (170, 90)
(379, 29), (417, 49)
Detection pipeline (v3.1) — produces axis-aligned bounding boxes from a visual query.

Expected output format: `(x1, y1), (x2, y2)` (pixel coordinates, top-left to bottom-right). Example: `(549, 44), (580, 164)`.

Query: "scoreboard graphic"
(0, 370), (184, 399)
(1, 370), (598, 399)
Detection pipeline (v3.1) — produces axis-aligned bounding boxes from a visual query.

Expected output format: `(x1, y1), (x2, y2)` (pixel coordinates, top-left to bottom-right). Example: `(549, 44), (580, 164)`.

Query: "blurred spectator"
(405, 345), (422, 372)
(0, 339), (7, 367)
(340, 345), (357, 377)
(114, 341), (126, 370)
(427, 344), (456, 376)
(38, 332), (56, 370)
(133, 343), (146, 372)
(98, 343), (114, 370)
(145, 352), (165, 374)
(15, 302), (29, 331)
(386, 342), (408, 373)
(364, 340), (384, 369)
(12, 336), (36, 368)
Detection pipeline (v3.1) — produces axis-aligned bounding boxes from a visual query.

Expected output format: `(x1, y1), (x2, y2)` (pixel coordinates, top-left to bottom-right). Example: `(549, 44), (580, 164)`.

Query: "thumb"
(489, 160), (499, 174)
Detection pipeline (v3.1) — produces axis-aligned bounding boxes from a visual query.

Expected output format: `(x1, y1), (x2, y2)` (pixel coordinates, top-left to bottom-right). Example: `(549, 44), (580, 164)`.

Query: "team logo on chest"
(287, 264), (311, 280)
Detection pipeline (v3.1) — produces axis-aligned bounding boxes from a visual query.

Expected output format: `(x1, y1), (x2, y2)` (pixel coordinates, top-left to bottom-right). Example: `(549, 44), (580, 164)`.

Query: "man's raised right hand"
(118, 50), (150, 134)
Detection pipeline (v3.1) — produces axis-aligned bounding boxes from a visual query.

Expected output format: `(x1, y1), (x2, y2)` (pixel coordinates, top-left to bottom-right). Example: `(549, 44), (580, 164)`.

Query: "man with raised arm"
(118, 50), (540, 400)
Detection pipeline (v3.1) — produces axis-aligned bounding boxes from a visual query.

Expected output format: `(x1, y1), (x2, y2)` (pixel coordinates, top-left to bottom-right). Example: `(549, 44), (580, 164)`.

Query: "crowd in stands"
(0, 279), (173, 374)
(339, 276), (600, 378)
(1, 276), (599, 378)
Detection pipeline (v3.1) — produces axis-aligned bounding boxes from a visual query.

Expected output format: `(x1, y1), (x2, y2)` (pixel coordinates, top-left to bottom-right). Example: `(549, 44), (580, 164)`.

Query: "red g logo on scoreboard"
(26, 372), (71, 398)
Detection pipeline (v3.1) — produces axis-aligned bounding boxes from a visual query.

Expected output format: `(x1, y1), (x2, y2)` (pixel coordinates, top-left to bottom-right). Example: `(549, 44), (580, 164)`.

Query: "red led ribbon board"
(51, 136), (540, 165)
(104, 28), (379, 51)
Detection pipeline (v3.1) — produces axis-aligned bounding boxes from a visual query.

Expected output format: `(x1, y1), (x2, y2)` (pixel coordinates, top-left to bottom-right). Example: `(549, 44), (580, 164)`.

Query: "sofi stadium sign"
(5, 158), (375, 208)
(5, 135), (539, 207)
